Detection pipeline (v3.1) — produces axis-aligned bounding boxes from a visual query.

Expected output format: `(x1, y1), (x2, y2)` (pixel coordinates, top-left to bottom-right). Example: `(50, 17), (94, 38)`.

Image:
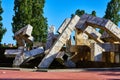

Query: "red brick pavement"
(0, 69), (120, 80)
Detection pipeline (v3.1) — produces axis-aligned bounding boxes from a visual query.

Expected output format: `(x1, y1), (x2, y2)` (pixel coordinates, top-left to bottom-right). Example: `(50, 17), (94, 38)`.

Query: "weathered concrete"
(115, 53), (120, 63)
(70, 45), (91, 62)
(75, 29), (89, 46)
(91, 43), (120, 62)
(38, 15), (80, 68)
(45, 26), (55, 50)
(101, 31), (118, 43)
(85, 26), (103, 43)
(57, 18), (71, 33)
(76, 14), (120, 42)
(15, 24), (33, 37)
(13, 47), (44, 67)
(14, 24), (33, 47)
(86, 15), (120, 42)
(4, 49), (23, 57)
(12, 24), (35, 67)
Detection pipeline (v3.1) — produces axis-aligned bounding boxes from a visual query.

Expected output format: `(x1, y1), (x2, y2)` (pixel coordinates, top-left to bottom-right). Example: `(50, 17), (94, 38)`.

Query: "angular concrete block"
(14, 24), (34, 47)
(14, 36), (25, 46)
(45, 26), (55, 50)
(84, 14), (120, 42)
(76, 14), (89, 30)
(91, 43), (120, 62)
(101, 31), (119, 42)
(23, 24), (33, 36)
(75, 31), (89, 45)
(23, 36), (34, 44)
(75, 32), (88, 39)
(58, 18), (71, 33)
(90, 43), (103, 61)
(56, 51), (65, 59)
(85, 26), (103, 43)
(13, 47), (44, 67)
(115, 53), (120, 63)
(4, 49), (22, 57)
(38, 15), (80, 68)
(87, 15), (104, 26)
(15, 24), (33, 37)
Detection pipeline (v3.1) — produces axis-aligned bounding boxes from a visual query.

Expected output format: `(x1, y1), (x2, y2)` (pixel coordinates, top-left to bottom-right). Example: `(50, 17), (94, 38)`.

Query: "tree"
(71, 9), (96, 18)
(104, 0), (120, 25)
(71, 9), (85, 18)
(12, 0), (48, 42)
(0, 0), (6, 43)
(75, 9), (85, 17)
(99, 0), (120, 34)
(91, 11), (96, 17)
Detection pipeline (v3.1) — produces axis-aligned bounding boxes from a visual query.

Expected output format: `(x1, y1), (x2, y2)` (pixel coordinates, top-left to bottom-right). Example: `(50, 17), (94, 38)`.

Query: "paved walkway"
(0, 69), (120, 80)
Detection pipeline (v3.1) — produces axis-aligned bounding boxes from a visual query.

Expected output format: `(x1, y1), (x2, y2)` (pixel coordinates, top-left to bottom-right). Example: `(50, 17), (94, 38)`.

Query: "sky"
(1, 0), (110, 45)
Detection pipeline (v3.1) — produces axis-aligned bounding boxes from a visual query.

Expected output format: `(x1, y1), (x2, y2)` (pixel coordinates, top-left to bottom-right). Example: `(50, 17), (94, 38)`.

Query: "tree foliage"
(104, 0), (120, 25)
(99, 0), (120, 34)
(0, 0), (6, 43)
(12, 0), (48, 42)
(71, 9), (96, 18)
(91, 11), (96, 17)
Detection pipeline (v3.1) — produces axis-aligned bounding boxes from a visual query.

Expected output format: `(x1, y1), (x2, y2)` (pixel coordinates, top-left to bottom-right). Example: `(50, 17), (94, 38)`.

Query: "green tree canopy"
(99, 0), (120, 34)
(91, 11), (96, 17)
(71, 9), (96, 18)
(0, 0), (6, 43)
(104, 0), (120, 25)
(12, 0), (48, 42)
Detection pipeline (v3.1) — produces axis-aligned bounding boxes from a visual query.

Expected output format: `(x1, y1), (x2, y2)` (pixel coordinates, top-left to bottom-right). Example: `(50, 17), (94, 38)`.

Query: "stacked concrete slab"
(38, 14), (120, 68)
(38, 15), (80, 68)
(10, 24), (45, 67)
(7, 14), (120, 68)
(4, 24), (34, 58)
(75, 14), (120, 63)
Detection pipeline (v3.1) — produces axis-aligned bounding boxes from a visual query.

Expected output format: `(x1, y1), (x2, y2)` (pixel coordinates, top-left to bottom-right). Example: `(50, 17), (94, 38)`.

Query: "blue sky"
(1, 0), (110, 45)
